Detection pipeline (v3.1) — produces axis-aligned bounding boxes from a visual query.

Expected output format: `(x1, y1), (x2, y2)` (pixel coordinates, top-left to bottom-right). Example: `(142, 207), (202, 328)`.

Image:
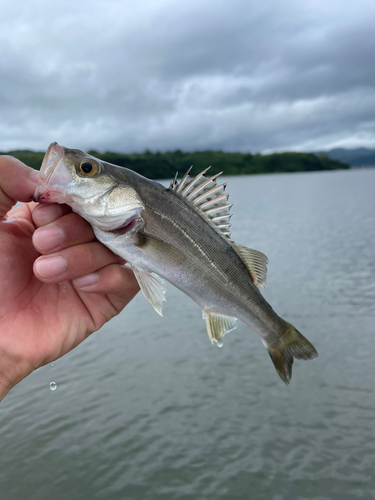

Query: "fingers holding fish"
(32, 202), (72, 227)
(33, 240), (125, 283)
(31, 201), (135, 304)
(73, 264), (140, 309)
(32, 212), (95, 254)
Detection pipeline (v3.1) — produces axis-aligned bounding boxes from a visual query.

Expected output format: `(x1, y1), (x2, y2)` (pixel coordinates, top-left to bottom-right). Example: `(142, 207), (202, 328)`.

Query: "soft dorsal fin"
(233, 244), (268, 288)
(169, 167), (233, 242)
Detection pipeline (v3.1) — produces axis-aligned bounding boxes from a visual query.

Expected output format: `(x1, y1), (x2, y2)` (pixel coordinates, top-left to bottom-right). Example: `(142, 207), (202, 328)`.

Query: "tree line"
(1, 148), (349, 178)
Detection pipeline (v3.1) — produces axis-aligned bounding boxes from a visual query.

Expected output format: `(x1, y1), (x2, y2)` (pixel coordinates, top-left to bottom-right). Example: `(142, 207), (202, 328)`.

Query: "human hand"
(0, 156), (139, 401)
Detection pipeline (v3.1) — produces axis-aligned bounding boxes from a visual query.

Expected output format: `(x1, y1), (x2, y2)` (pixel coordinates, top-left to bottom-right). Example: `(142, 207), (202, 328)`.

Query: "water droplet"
(49, 382), (57, 391)
(50, 363), (54, 367)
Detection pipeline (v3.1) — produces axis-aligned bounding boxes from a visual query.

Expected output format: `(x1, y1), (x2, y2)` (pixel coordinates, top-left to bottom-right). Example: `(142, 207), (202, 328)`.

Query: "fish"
(33, 142), (318, 384)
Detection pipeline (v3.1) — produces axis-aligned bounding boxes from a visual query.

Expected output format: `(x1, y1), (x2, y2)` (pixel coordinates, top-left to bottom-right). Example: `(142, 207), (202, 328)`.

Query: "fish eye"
(78, 160), (100, 176)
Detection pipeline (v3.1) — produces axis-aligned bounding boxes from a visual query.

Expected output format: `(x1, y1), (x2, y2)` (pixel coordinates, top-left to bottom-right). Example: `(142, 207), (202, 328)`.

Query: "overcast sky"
(1, 0), (375, 153)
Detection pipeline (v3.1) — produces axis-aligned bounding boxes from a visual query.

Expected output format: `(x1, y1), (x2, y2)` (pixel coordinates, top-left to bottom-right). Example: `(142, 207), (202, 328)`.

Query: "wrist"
(0, 349), (33, 402)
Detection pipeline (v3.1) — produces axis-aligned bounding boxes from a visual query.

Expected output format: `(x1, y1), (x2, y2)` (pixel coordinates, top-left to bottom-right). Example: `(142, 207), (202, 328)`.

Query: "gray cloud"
(1, 0), (375, 152)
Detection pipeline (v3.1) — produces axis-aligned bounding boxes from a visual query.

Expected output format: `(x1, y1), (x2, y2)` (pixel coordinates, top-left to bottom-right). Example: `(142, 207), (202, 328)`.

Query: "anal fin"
(132, 267), (166, 316)
(203, 311), (237, 347)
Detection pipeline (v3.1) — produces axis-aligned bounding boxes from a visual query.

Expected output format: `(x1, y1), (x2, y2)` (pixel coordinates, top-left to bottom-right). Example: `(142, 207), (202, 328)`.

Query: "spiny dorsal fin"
(132, 267), (166, 316)
(170, 167), (233, 241)
(202, 311), (237, 347)
(233, 244), (268, 288)
(169, 171), (179, 189)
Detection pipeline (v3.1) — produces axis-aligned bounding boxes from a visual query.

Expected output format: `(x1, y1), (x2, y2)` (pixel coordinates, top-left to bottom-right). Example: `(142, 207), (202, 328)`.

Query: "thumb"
(0, 156), (39, 218)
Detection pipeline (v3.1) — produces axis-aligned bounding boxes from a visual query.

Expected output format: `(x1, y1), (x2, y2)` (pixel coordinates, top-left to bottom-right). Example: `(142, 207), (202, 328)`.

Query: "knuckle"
(63, 212), (95, 240)
(112, 266), (127, 291)
(99, 264), (127, 295)
(85, 243), (98, 269)
(0, 371), (13, 392)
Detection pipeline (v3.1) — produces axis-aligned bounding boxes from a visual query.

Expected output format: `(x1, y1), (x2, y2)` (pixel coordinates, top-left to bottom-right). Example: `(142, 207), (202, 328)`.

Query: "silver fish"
(33, 142), (318, 384)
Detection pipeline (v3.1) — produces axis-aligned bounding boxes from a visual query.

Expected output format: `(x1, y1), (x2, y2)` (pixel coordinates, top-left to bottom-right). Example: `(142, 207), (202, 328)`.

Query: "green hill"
(1, 148), (349, 178)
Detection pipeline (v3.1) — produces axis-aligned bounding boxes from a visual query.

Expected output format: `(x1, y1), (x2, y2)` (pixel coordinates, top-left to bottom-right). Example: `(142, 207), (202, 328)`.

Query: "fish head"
(33, 142), (145, 232)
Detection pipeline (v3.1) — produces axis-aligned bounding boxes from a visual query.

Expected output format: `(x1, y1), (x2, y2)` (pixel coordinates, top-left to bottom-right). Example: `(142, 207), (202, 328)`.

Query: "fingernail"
(35, 256), (67, 278)
(33, 226), (65, 251)
(73, 273), (99, 288)
(33, 204), (63, 226)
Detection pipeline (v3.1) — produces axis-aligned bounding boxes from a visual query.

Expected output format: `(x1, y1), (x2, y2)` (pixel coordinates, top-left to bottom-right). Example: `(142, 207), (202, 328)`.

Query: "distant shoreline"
(0, 149), (349, 180)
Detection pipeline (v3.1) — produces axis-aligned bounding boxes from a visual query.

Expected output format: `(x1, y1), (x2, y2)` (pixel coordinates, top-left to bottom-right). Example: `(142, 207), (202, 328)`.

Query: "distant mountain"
(320, 148), (375, 167)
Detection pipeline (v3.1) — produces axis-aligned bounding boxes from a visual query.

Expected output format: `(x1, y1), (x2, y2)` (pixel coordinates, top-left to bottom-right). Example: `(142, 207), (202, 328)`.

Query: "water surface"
(1, 169), (375, 499)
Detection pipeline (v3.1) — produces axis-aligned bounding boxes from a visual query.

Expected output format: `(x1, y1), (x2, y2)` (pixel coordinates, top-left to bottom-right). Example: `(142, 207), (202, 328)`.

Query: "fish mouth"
(41, 142), (65, 180)
(33, 142), (73, 203)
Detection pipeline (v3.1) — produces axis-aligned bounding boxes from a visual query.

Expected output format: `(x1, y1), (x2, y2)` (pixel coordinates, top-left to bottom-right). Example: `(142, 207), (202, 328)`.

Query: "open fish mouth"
(33, 142), (73, 203)
(40, 142), (65, 181)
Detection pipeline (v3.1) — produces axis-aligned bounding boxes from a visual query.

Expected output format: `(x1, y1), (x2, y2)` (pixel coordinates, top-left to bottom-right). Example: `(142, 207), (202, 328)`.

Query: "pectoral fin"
(132, 267), (166, 316)
(203, 311), (237, 347)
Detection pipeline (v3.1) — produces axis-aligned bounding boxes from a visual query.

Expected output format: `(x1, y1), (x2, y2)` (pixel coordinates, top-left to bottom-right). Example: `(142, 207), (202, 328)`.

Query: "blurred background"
(1, 1), (375, 499)
(1, 0), (375, 155)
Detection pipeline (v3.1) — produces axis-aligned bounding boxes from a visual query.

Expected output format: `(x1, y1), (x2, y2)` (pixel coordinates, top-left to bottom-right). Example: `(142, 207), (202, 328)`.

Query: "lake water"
(1, 169), (375, 500)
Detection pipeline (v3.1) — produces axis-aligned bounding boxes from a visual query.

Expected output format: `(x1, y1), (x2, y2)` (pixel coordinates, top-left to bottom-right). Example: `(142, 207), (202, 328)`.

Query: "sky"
(1, 0), (375, 153)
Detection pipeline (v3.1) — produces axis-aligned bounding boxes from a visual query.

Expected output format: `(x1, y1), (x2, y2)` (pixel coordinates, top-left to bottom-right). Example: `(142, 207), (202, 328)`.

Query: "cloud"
(1, 0), (375, 152)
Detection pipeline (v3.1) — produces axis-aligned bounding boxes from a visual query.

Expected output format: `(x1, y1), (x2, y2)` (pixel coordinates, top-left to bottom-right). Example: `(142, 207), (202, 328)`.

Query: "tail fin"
(267, 322), (318, 384)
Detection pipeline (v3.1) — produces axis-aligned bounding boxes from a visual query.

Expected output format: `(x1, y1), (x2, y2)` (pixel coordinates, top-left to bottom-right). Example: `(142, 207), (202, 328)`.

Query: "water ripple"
(1, 170), (375, 500)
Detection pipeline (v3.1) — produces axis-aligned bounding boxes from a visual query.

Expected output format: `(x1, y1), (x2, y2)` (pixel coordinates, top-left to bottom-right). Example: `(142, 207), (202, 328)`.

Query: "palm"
(1, 204), (122, 370)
